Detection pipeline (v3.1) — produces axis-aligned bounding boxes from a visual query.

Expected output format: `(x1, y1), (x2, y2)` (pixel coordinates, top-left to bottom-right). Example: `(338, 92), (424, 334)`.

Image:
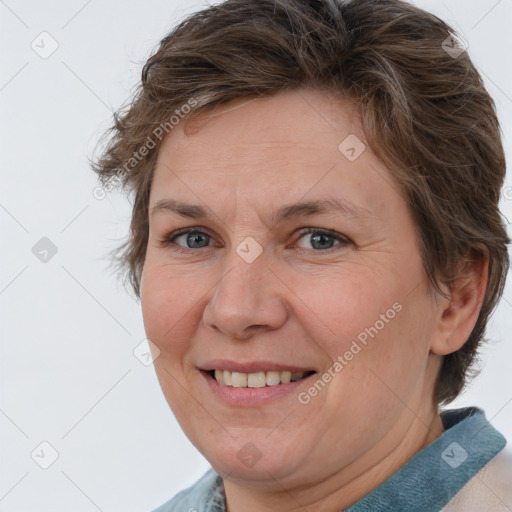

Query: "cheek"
(291, 264), (433, 385)
(294, 276), (434, 441)
(140, 267), (205, 426)
(140, 265), (202, 358)
(290, 269), (400, 349)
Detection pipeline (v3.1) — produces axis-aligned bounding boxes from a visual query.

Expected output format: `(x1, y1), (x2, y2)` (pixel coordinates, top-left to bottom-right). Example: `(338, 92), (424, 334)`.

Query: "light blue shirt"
(152, 407), (506, 512)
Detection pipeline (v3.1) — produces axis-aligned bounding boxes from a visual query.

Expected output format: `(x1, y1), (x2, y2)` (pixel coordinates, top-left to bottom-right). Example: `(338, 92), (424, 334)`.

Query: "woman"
(93, 0), (512, 510)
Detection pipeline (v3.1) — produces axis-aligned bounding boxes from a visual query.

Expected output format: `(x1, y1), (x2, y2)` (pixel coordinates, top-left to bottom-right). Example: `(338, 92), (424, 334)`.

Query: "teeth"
(213, 369), (309, 387)
(280, 371), (291, 383)
(214, 369), (224, 385)
(247, 372), (266, 388)
(231, 372), (248, 388)
(266, 371), (281, 386)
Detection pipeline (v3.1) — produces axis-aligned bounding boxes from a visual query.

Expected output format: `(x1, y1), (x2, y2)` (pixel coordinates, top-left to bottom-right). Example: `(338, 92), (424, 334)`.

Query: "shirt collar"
(346, 406), (506, 511)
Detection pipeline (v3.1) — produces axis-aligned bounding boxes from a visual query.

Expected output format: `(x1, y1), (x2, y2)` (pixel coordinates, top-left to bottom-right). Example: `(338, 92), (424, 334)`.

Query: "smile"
(199, 362), (318, 406)
(211, 369), (315, 388)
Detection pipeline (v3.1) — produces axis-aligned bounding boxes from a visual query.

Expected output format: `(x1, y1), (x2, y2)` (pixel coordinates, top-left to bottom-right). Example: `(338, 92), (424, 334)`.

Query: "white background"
(1, 0), (511, 510)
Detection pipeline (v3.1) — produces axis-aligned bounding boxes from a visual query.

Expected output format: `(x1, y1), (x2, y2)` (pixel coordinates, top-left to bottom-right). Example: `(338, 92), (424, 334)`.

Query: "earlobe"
(430, 250), (489, 356)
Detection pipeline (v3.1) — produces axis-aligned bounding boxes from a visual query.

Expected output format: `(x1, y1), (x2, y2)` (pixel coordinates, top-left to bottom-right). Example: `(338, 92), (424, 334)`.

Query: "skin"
(140, 88), (488, 512)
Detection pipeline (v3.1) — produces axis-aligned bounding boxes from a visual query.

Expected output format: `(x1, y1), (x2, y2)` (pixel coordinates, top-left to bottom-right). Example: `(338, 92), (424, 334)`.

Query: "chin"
(197, 431), (310, 486)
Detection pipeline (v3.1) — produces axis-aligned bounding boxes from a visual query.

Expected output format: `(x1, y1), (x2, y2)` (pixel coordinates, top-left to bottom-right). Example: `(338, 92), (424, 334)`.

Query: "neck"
(223, 406), (445, 512)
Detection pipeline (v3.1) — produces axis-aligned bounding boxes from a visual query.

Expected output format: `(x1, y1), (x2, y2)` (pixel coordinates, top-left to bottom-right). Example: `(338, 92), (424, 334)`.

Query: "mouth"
(198, 361), (318, 406)
(204, 369), (316, 388)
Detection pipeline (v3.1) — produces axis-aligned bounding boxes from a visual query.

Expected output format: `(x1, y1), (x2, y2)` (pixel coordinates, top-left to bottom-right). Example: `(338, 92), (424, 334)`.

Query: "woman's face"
(141, 88), (444, 488)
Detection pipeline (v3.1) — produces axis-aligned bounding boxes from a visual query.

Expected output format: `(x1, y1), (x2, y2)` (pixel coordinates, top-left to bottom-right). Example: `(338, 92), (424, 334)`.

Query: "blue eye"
(159, 227), (350, 252)
(295, 229), (348, 250)
(171, 230), (212, 249)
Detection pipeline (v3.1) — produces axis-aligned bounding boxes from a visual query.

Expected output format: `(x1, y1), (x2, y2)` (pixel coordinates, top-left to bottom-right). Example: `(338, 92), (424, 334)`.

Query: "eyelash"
(157, 226), (351, 253)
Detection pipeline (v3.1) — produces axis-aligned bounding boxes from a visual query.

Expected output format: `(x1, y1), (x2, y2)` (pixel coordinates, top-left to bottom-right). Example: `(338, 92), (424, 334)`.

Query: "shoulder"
(151, 468), (223, 512)
(443, 443), (512, 511)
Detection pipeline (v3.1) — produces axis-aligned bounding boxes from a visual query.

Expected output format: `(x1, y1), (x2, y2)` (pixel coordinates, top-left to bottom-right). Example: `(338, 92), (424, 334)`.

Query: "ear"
(430, 248), (489, 356)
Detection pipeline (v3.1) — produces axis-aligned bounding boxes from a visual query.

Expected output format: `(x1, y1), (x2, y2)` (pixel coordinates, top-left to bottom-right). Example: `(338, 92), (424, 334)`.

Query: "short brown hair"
(92, 0), (509, 404)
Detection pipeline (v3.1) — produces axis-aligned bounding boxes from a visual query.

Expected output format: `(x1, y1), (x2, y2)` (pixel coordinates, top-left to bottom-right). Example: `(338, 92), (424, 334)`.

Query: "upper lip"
(199, 359), (316, 373)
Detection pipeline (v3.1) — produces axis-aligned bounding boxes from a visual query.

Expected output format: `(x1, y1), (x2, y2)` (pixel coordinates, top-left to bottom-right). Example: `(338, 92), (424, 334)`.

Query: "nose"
(202, 249), (288, 340)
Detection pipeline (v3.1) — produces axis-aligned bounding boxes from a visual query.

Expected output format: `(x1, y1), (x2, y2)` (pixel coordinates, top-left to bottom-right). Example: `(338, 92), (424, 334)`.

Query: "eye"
(158, 227), (351, 252)
(294, 228), (350, 251)
(162, 228), (214, 249)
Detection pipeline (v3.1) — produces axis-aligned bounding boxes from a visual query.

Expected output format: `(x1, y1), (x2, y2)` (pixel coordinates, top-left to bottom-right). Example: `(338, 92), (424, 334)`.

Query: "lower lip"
(200, 371), (315, 407)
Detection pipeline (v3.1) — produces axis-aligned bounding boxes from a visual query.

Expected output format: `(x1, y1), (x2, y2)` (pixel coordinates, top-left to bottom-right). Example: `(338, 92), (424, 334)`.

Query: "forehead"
(150, 89), (404, 221)
(176, 89), (362, 154)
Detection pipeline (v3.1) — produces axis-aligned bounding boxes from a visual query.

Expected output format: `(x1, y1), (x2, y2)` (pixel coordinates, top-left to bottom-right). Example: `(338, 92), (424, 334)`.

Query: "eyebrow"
(150, 197), (378, 226)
